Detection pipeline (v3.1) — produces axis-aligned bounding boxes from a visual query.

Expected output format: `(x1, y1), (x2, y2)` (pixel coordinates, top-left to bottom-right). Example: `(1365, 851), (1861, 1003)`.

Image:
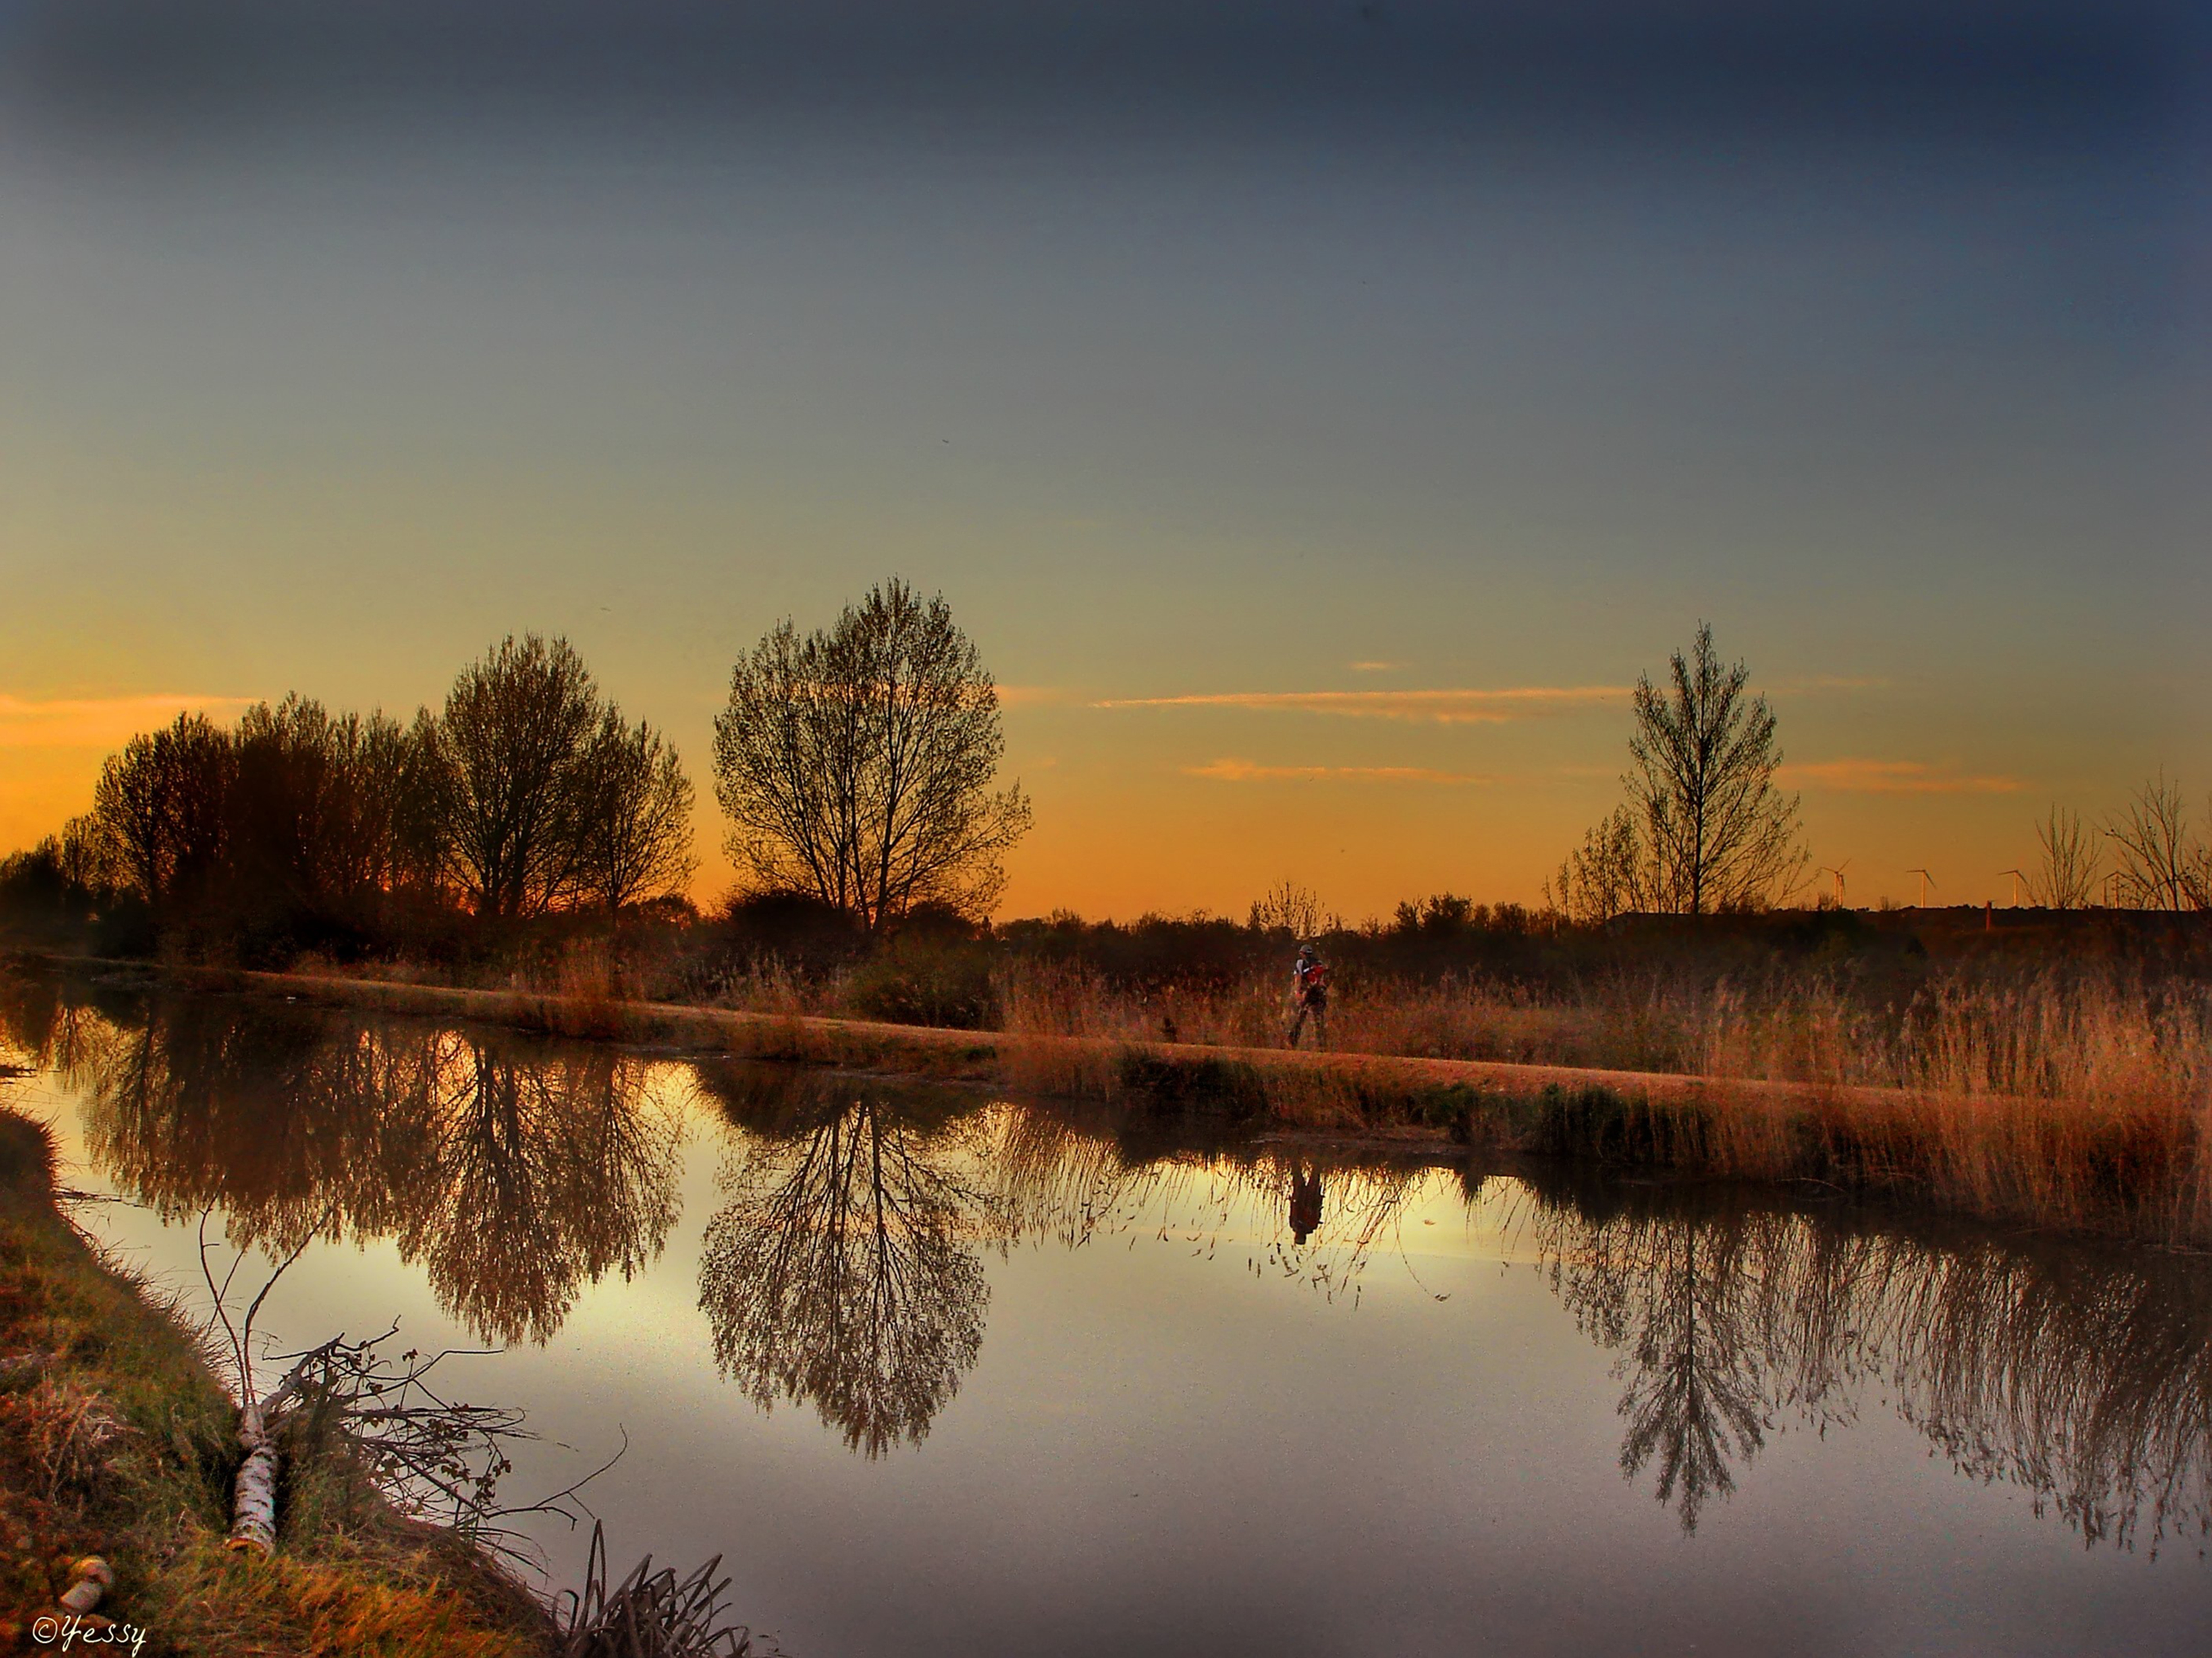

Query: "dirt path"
(136, 960), (1905, 1123)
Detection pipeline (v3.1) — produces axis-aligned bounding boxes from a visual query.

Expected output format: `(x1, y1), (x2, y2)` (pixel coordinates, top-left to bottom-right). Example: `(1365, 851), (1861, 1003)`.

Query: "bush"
(844, 936), (998, 1029)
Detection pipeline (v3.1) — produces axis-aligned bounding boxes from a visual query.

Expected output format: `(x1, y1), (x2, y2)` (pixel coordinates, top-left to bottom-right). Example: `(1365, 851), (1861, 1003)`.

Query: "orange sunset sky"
(4, 4), (2208, 920)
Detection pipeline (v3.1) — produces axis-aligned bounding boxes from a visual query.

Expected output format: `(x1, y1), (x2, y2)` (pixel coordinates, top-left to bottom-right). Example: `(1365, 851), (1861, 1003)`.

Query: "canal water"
(4, 966), (2209, 1656)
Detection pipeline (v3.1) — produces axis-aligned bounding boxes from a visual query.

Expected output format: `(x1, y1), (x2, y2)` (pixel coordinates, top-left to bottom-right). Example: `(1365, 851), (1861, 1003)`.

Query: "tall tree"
(712, 580), (1032, 928)
(431, 635), (603, 918)
(571, 708), (696, 911)
(1553, 624), (1806, 919)
(91, 712), (233, 910)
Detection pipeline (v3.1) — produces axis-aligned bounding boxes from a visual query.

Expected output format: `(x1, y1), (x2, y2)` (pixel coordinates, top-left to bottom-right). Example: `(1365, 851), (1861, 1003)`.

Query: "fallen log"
(224, 1336), (338, 1556)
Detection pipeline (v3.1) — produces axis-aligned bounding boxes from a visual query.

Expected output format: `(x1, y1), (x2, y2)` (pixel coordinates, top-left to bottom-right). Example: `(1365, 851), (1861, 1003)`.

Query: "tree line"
(1548, 622), (2212, 922)
(23, 635), (694, 955)
(0, 578), (1030, 959)
(4, 593), (2205, 957)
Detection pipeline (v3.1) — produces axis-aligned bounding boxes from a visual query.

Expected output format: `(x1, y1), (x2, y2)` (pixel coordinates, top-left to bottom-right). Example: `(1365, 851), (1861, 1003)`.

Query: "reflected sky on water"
(4, 965), (2211, 1656)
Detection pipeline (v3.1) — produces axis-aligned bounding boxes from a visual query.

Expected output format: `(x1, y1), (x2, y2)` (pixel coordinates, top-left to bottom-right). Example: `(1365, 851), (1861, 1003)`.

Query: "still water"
(4, 967), (2210, 1657)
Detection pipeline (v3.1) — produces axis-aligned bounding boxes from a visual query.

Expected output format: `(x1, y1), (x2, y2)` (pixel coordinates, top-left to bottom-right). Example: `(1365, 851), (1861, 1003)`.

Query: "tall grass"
(50, 937), (2211, 1244)
(988, 956), (2212, 1243)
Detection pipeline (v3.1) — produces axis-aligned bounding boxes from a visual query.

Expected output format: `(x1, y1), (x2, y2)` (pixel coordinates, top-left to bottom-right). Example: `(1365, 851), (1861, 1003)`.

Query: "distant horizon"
(4, 634), (2202, 925)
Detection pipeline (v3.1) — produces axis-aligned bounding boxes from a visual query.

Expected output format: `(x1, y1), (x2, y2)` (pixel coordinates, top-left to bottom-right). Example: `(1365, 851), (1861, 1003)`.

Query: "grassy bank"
(98, 957), (2212, 1249)
(0, 1095), (553, 1655)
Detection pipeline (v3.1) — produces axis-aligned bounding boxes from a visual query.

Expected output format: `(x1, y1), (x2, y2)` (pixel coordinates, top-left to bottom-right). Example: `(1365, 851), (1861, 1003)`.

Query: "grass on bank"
(0, 1101), (550, 1656)
(178, 947), (2212, 1249)
(27, 916), (2212, 1246)
(672, 948), (2212, 1248)
(991, 965), (2212, 1245)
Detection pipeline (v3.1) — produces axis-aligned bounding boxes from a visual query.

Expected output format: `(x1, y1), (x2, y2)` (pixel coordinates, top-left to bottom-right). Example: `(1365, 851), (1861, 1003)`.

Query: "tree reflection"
(1538, 1197), (1778, 1530)
(14, 964), (2210, 1550)
(1519, 1172), (2212, 1551)
(696, 1087), (995, 1458)
(395, 1035), (683, 1344)
(55, 986), (683, 1346)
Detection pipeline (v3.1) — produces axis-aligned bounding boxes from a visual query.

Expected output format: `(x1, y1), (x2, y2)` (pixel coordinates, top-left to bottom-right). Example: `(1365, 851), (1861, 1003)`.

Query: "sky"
(2, 1), (2208, 920)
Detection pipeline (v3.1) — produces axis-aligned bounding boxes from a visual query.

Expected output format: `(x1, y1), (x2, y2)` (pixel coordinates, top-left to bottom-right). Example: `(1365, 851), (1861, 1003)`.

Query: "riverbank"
(0, 1094), (555, 1654)
(53, 954), (2212, 1248)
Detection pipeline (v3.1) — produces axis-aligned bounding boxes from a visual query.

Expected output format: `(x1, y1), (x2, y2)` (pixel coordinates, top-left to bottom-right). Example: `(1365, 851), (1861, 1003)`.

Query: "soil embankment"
(0, 1088), (553, 1654)
(157, 958), (1891, 1125)
(131, 961), (2212, 1249)
(21, 952), (2207, 1245)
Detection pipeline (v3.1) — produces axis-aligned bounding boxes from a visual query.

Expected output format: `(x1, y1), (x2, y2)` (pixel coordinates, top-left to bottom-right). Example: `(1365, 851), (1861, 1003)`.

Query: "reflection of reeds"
(991, 959), (2212, 1245)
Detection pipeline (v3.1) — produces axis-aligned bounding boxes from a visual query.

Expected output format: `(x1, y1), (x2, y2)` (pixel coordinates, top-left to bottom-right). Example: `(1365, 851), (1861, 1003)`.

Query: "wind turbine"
(1999, 868), (2027, 907)
(1815, 860), (1851, 906)
(1907, 867), (1935, 908)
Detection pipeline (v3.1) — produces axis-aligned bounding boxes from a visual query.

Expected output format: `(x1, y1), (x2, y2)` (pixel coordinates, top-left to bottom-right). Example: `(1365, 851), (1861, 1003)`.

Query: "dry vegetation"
(201, 926), (2212, 1249)
(987, 958), (2212, 1245)
(0, 1104), (552, 1654)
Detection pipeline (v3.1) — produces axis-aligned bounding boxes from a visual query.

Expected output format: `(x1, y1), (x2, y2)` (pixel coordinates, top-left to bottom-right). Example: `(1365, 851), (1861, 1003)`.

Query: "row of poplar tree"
(57, 635), (695, 940)
(26, 579), (1032, 952)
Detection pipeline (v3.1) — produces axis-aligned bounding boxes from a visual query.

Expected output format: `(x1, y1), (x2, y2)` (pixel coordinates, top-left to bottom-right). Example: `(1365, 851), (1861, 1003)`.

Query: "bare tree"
(57, 813), (118, 898)
(712, 580), (1032, 928)
(2029, 805), (2099, 910)
(571, 709), (697, 911)
(91, 712), (233, 909)
(1547, 804), (1651, 924)
(1628, 625), (1807, 913)
(2106, 775), (2210, 911)
(1551, 624), (1805, 919)
(431, 635), (602, 918)
(1246, 878), (1325, 938)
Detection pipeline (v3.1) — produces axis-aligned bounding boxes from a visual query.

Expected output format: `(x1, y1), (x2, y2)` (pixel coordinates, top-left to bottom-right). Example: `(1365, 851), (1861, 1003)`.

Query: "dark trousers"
(1287, 992), (1327, 1049)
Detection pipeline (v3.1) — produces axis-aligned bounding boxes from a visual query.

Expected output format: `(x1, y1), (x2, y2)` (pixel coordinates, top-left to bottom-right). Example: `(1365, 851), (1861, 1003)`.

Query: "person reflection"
(1289, 1166), (1323, 1244)
(697, 1089), (990, 1459)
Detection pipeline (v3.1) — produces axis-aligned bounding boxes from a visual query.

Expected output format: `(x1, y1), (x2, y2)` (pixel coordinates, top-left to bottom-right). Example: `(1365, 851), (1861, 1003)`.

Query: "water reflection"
(1289, 1167), (1323, 1244)
(696, 1080), (997, 1459)
(1517, 1168), (2212, 1550)
(7, 978), (684, 1345)
(4, 969), (2207, 1556)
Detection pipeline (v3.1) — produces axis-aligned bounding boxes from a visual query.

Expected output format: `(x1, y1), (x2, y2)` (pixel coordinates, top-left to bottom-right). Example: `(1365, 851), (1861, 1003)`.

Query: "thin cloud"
(995, 684), (1077, 709)
(1346, 660), (1404, 673)
(0, 693), (259, 748)
(1769, 675), (1892, 696)
(1097, 686), (1626, 724)
(1781, 759), (2023, 795)
(1186, 759), (1501, 784)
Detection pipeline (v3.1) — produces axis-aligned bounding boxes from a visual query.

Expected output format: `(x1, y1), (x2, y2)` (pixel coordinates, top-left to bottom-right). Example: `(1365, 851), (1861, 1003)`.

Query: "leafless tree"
(430, 635), (603, 918)
(2029, 805), (2100, 909)
(1548, 804), (1652, 925)
(572, 708), (696, 911)
(91, 712), (233, 908)
(712, 580), (1032, 928)
(1628, 624), (1807, 913)
(58, 814), (119, 899)
(2106, 775), (2210, 911)
(1551, 624), (1805, 919)
(1246, 878), (1325, 938)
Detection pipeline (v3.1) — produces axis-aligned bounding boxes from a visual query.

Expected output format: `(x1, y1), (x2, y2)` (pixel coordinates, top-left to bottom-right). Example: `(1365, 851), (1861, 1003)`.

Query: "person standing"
(1286, 942), (1329, 1049)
